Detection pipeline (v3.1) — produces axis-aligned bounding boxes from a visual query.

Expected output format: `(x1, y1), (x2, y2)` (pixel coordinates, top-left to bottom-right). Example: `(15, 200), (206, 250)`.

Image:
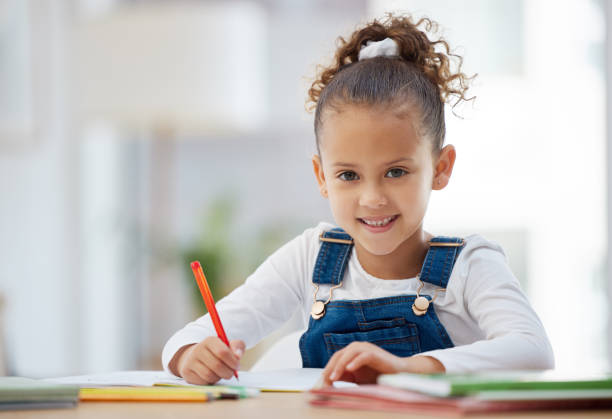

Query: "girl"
(162, 14), (554, 386)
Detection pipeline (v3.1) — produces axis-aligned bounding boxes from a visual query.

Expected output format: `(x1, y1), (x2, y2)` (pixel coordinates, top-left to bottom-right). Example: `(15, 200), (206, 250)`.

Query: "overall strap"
(312, 228), (354, 285)
(419, 237), (465, 288)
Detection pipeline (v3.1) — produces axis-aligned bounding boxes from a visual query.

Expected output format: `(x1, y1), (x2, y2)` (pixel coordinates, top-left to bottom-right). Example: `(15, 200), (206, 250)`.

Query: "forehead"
(319, 105), (426, 164)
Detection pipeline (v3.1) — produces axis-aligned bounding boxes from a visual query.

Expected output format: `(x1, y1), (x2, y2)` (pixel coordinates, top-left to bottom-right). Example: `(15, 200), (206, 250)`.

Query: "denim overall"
(299, 228), (465, 368)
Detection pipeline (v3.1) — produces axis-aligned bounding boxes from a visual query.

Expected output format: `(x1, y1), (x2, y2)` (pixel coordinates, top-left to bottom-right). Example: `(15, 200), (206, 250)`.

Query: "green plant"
(180, 196), (236, 316)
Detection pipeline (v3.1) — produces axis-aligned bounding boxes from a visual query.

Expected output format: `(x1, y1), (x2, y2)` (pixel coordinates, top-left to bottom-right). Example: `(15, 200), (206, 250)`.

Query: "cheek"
(395, 178), (432, 211)
(417, 179), (432, 199)
(413, 184), (433, 212)
(327, 187), (355, 216)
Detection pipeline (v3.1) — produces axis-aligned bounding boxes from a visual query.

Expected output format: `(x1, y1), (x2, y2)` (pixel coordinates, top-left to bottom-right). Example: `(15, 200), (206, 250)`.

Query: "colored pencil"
(190, 261), (239, 380)
(80, 386), (211, 402)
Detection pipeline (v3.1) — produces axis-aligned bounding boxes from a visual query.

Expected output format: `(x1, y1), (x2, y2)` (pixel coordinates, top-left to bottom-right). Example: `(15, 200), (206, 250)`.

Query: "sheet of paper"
(224, 368), (328, 391)
(43, 370), (174, 387)
(158, 368), (355, 392)
(44, 369), (356, 392)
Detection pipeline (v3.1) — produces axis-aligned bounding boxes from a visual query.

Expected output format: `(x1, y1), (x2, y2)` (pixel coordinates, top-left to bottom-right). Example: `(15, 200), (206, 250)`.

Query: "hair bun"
(308, 13), (475, 111)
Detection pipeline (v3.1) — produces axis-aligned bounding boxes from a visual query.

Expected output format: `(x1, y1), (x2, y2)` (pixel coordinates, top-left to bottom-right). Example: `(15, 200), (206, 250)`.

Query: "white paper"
(223, 368), (330, 391)
(44, 368), (356, 391)
(43, 370), (174, 387)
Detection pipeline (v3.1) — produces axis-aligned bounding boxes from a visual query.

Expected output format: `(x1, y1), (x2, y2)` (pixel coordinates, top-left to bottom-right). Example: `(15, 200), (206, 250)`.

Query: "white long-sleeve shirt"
(162, 222), (554, 374)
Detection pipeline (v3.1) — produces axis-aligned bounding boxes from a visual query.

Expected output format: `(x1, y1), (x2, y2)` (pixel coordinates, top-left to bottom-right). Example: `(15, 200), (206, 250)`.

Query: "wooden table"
(4, 393), (612, 418)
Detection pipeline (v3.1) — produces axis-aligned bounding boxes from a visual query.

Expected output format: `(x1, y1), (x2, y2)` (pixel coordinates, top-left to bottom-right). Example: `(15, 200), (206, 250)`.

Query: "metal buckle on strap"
(428, 239), (465, 247)
(319, 233), (354, 245)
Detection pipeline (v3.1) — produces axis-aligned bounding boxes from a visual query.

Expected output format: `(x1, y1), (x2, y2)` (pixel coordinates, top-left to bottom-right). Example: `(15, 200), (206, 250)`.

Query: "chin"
(359, 241), (399, 256)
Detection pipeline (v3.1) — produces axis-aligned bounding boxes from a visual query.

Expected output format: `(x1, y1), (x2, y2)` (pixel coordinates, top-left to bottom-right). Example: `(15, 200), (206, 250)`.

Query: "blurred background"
(0, 0), (608, 377)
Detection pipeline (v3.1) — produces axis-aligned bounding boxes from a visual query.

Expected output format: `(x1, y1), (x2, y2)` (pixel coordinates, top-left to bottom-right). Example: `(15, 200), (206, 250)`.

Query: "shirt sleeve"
(419, 241), (555, 373)
(161, 228), (315, 375)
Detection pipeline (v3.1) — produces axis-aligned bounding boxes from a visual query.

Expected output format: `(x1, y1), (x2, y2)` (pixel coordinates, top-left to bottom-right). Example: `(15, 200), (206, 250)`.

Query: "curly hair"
(308, 14), (475, 153)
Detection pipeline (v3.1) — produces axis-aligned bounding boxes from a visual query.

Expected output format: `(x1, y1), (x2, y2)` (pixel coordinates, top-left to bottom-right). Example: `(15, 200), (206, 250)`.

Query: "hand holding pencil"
(169, 262), (245, 385)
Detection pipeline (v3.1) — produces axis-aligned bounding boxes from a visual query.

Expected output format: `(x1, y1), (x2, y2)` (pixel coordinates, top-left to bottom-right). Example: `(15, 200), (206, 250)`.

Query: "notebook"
(377, 371), (612, 397)
(309, 384), (612, 416)
(0, 377), (79, 410)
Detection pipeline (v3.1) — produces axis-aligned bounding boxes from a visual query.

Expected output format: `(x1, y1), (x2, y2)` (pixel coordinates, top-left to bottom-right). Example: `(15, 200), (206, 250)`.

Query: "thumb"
(230, 340), (245, 358)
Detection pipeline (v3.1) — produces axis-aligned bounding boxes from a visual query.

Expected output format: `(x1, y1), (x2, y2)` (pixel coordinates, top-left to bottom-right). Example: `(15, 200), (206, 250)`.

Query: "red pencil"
(190, 261), (239, 380)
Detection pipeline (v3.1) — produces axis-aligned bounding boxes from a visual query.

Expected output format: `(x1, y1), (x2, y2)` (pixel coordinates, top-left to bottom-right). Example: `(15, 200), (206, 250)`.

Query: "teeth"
(362, 216), (395, 227)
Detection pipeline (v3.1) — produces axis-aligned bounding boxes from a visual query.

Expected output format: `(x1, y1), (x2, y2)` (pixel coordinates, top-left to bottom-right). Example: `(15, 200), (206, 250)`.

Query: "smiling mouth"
(358, 215), (399, 227)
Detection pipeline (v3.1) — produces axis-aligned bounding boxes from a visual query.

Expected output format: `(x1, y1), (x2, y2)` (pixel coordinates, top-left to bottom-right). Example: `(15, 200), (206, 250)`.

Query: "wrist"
(401, 355), (446, 374)
(169, 343), (196, 376)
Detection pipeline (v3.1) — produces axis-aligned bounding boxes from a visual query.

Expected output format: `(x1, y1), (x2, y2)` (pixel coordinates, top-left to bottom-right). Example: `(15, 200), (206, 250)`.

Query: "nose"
(358, 182), (388, 209)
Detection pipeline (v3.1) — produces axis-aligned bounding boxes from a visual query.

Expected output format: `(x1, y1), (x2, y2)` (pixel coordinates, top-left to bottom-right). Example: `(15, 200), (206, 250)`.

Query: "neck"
(354, 228), (431, 279)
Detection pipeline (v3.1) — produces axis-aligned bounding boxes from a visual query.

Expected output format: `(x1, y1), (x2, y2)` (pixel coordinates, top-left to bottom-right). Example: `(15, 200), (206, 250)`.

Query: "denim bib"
(299, 228), (464, 368)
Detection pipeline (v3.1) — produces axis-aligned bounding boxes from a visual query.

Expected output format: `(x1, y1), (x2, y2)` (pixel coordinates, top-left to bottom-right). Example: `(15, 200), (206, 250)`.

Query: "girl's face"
(312, 105), (455, 259)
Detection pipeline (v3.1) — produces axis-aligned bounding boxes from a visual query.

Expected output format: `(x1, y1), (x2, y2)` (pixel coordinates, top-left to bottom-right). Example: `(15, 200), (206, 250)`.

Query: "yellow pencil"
(80, 386), (211, 402)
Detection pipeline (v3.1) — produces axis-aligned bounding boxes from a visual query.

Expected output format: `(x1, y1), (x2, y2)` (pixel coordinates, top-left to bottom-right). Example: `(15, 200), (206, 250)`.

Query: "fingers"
(321, 342), (400, 386)
(344, 351), (380, 372)
(202, 342), (238, 380)
(182, 360), (218, 385)
(321, 342), (370, 387)
(207, 338), (241, 372)
(178, 337), (242, 384)
(344, 345), (405, 375)
(229, 339), (246, 358)
(320, 348), (342, 387)
(330, 344), (367, 381)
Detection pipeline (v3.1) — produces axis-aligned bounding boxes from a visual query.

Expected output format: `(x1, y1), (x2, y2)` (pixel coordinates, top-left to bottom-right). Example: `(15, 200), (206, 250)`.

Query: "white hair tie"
(358, 37), (399, 61)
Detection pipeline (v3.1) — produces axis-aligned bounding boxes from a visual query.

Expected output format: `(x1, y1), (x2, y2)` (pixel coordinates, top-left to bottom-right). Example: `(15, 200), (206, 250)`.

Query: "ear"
(432, 145), (456, 190)
(312, 155), (328, 198)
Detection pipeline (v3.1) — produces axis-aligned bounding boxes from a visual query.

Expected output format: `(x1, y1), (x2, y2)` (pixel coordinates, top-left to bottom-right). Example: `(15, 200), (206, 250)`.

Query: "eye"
(338, 171), (359, 181)
(385, 168), (407, 178)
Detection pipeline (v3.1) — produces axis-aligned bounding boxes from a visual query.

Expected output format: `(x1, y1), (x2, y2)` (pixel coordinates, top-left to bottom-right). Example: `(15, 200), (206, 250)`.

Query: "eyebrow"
(331, 157), (416, 168)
